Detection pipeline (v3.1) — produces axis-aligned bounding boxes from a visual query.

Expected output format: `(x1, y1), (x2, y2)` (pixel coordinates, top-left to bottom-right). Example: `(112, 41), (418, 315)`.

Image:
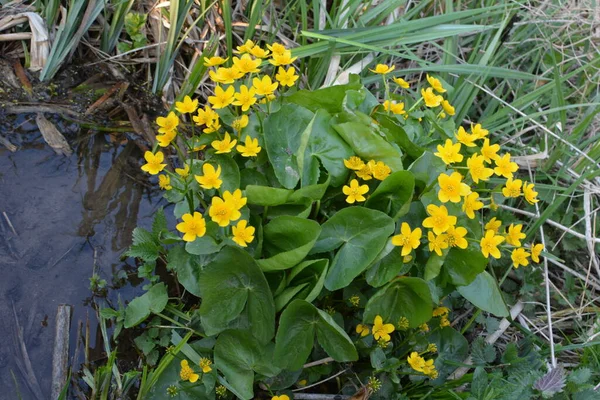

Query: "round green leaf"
(124, 283), (168, 328)
(246, 185), (293, 206)
(444, 247), (488, 286)
(365, 171), (415, 219)
(273, 300), (318, 370)
(210, 154), (240, 194)
(457, 271), (509, 317)
(366, 239), (412, 287)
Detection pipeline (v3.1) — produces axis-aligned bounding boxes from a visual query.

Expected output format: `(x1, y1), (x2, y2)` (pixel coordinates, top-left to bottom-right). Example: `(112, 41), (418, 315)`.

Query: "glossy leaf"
(365, 171), (415, 219)
(124, 283), (168, 328)
(444, 247), (488, 286)
(457, 271), (509, 317)
(366, 239), (412, 287)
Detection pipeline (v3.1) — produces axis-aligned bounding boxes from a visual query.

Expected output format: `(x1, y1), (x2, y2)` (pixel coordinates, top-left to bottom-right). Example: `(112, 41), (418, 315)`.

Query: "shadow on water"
(0, 113), (165, 399)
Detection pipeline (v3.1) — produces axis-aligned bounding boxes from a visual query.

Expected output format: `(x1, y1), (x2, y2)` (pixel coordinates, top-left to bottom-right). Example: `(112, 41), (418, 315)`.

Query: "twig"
(293, 369), (348, 392)
(294, 395), (350, 400)
(51, 305), (72, 399)
(3, 211), (18, 236)
(304, 357), (334, 369)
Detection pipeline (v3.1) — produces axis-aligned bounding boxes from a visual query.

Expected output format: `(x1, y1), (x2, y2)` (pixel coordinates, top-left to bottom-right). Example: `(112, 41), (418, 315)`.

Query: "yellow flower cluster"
(432, 306), (451, 327)
(407, 351), (438, 379)
(355, 315), (395, 342)
(179, 358), (212, 384)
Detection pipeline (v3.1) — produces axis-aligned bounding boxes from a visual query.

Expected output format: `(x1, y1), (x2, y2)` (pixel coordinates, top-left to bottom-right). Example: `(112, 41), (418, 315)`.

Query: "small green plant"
(89, 273), (107, 293)
(116, 12), (147, 54)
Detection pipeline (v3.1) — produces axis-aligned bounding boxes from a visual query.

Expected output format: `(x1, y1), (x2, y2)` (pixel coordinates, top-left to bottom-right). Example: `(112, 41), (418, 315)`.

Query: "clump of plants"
(104, 41), (557, 399)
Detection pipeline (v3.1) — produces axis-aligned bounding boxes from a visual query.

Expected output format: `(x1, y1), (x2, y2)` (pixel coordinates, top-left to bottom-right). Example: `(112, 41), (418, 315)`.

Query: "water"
(0, 114), (164, 399)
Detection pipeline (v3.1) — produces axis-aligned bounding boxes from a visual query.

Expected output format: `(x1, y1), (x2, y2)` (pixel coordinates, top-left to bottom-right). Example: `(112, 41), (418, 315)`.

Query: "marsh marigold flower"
(276, 66), (299, 87)
(158, 174), (172, 190)
(156, 111), (179, 133)
(236, 39), (255, 54)
(356, 323), (370, 337)
(393, 76), (409, 88)
(481, 139), (500, 163)
(356, 164), (372, 180)
(204, 119), (221, 134)
(485, 217), (502, 233)
(471, 123), (488, 139)
(370, 64), (395, 74)
(209, 196), (237, 227)
(455, 126), (477, 147)
(494, 153), (518, 178)
(252, 75), (278, 96)
(511, 247), (530, 268)
(156, 130), (176, 147)
(195, 163), (222, 189)
(267, 43), (286, 55)
(209, 66), (244, 84)
(271, 396), (290, 400)
(343, 179), (369, 204)
(382, 100), (406, 115)
(232, 220), (255, 247)
(193, 106), (219, 126)
(462, 192), (484, 219)
(505, 223), (526, 247)
(445, 226), (468, 249)
(480, 230), (504, 259)
(407, 352), (425, 371)
(467, 154), (494, 183)
(250, 45), (270, 58)
(392, 222), (422, 256)
(343, 156), (365, 171)
(232, 54), (261, 74)
(232, 115), (249, 131)
(502, 177), (522, 198)
(175, 164), (190, 178)
(236, 135), (261, 157)
(434, 139), (463, 165)
(269, 50), (297, 66)
(203, 56), (228, 67)
(211, 132), (237, 154)
(428, 231), (448, 256)
(441, 100), (455, 116)
(530, 243), (544, 263)
(422, 204), (457, 234)
(437, 172), (471, 203)
(372, 315), (395, 341)
(232, 85), (257, 112)
(180, 360), (199, 382)
(176, 212), (206, 242)
(175, 95), (198, 114)
(208, 85), (235, 109)
(141, 151), (166, 175)
(421, 87), (443, 107)
(223, 189), (247, 211)
(523, 182), (539, 204)
(369, 160), (391, 180)
(199, 358), (212, 373)
(427, 74), (446, 93)
(433, 306), (450, 317)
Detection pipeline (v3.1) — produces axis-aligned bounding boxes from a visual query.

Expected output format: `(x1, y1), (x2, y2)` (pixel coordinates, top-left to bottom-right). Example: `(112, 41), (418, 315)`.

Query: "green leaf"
(429, 327), (469, 382)
(152, 208), (168, 238)
(363, 278), (432, 328)
(264, 104), (314, 189)
(258, 216), (321, 271)
(286, 77), (362, 113)
(274, 283), (310, 311)
(424, 250), (447, 281)
(199, 246), (275, 343)
(365, 171), (415, 219)
(408, 151), (446, 190)
(287, 259), (329, 304)
(208, 155), (240, 194)
(125, 241), (160, 262)
(296, 109), (353, 187)
(246, 185), (293, 206)
(124, 283), (168, 328)
(185, 222), (223, 255)
(444, 248), (488, 286)
(167, 246), (215, 298)
(312, 207), (395, 290)
(457, 271), (509, 317)
(366, 239), (412, 287)
(332, 114), (403, 171)
(375, 114), (425, 159)
(274, 300), (357, 370)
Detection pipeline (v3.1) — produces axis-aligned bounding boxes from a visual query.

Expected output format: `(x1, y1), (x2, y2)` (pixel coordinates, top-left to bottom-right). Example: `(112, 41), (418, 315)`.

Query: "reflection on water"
(0, 114), (164, 399)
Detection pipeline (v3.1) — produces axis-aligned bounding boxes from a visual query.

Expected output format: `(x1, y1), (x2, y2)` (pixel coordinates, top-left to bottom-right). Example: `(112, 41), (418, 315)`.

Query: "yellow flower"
(141, 151), (166, 175)
(272, 396), (290, 400)
(494, 153), (519, 178)
(232, 54), (261, 74)
(428, 231), (448, 256)
(209, 196), (237, 227)
(176, 212), (207, 242)
(193, 105), (219, 126)
(370, 64), (395, 74)
(531, 243), (544, 263)
(462, 192), (484, 219)
(259, 94), (276, 104)
(393, 77), (410, 88)
(422, 359), (438, 378)
(392, 222), (422, 256)
(203, 56), (228, 67)
(471, 123), (488, 139)
(419, 323), (429, 332)
(432, 306), (450, 317)
(356, 323), (370, 337)
(422, 204), (457, 234)
(523, 182), (539, 204)
(502, 177), (523, 198)
(437, 172), (471, 203)
(156, 130), (177, 147)
(439, 112), (447, 119)
(252, 75), (279, 96)
(158, 174), (172, 190)
(156, 111), (179, 133)
(481, 139), (500, 163)
(275, 66), (299, 87)
(209, 66), (244, 84)
(427, 343), (438, 353)
(356, 164), (372, 180)
(370, 160), (391, 180)
(407, 352), (425, 372)
(480, 230), (505, 259)
(236, 135), (261, 157)
(343, 156), (365, 171)
(269, 50), (297, 66)
(421, 87), (443, 107)
(455, 126), (477, 147)
(199, 357), (212, 373)
(511, 247), (530, 268)
(467, 154), (494, 183)
(232, 115), (249, 131)
(232, 85), (257, 112)
(441, 100), (455, 116)
(195, 163), (222, 189)
(175, 164), (190, 178)
(223, 189), (247, 211)
(250, 45), (270, 58)
(427, 74), (446, 93)
(232, 220), (255, 247)
(372, 315), (395, 341)
(208, 85), (235, 109)
(342, 179), (369, 203)
(382, 100), (406, 115)
(180, 360), (199, 383)
(236, 39), (255, 54)
(434, 139), (463, 165)
(175, 95), (198, 114)
(439, 316), (450, 327)
(204, 118), (222, 134)
(267, 43), (286, 56)
(505, 223), (526, 247)
(445, 226), (468, 249)
(485, 217), (502, 233)
(211, 132), (237, 154)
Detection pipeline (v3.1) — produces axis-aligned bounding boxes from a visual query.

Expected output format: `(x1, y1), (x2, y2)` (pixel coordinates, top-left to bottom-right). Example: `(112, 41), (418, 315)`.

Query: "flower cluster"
(179, 358), (212, 384)
(407, 351), (438, 379)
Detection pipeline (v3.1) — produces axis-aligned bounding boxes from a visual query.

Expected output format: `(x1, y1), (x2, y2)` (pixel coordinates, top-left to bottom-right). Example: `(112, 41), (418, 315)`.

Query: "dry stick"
(2, 211), (18, 236)
(51, 305), (72, 400)
(293, 369), (348, 392)
(294, 395), (350, 400)
(545, 257), (600, 291)
(583, 190), (600, 281)
(303, 357), (334, 369)
(449, 300), (524, 380)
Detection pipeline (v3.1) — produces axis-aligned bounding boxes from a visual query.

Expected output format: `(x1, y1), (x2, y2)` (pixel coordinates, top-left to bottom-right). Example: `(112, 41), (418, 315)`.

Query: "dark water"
(0, 114), (164, 399)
